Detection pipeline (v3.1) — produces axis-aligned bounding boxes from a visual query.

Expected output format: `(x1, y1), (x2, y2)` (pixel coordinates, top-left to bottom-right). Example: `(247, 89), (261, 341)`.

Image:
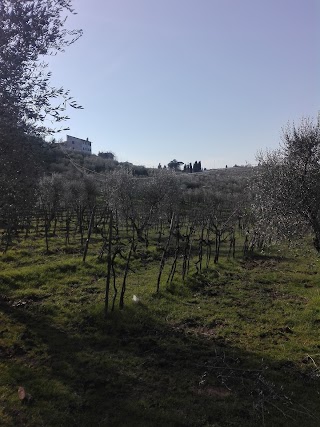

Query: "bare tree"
(37, 174), (64, 251)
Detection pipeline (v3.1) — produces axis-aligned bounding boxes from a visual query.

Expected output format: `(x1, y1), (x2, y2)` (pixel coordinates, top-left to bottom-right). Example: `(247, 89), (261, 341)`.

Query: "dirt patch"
(172, 319), (227, 340)
(262, 288), (308, 303)
(242, 256), (285, 270)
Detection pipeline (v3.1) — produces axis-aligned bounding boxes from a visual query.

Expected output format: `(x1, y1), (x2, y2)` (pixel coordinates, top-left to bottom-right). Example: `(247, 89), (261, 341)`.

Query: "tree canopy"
(168, 159), (184, 171)
(0, 0), (82, 135)
(253, 116), (320, 250)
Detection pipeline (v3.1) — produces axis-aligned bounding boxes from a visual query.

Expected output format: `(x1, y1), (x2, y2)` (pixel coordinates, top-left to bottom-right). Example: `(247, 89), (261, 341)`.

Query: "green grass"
(1, 236), (320, 426)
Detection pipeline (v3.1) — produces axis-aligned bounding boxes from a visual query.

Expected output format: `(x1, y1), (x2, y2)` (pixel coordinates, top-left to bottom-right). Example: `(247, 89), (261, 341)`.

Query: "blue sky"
(48, 0), (319, 168)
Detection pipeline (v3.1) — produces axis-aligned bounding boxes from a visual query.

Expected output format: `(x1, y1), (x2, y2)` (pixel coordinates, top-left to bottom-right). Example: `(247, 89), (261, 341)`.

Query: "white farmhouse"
(63, 135), (92, 154)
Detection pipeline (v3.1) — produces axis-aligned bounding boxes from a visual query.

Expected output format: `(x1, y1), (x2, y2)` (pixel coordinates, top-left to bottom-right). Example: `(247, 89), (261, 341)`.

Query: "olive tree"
(252, 116), (320, 250)
(0, 0), (82, 245)
(0, 0), (82, 134)
(109, 168), (179, 241)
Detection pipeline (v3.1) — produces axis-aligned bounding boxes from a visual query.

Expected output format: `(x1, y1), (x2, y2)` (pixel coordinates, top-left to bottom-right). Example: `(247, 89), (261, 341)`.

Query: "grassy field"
(1, 235), (320, 426)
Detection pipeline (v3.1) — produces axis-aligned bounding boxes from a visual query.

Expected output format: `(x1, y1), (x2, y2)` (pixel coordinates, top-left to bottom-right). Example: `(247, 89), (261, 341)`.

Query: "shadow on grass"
(0, 297), (319, 427)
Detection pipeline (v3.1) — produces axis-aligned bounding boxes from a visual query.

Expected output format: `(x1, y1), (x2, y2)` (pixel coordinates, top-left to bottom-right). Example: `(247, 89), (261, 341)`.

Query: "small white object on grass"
(18, 386), (26, 401)
(132, 295), (140, 303)
(18, 386), (32, 403)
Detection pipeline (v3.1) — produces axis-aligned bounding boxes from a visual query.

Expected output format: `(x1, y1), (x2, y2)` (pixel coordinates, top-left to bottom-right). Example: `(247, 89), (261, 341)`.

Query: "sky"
(47, 0), (319, 169)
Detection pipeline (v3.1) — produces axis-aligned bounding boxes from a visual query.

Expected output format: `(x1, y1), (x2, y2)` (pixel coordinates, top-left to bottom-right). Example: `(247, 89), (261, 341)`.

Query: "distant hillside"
(42, 143), (149, 176)
(41, 142), (256, 189)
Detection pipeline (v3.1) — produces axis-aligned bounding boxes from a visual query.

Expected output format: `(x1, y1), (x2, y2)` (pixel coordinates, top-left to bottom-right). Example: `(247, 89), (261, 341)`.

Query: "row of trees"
(183, 161), (202, 173)
(11, 167), (247, 247)
(157, 160), (203, 172)
(2, 165), (252, 314)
